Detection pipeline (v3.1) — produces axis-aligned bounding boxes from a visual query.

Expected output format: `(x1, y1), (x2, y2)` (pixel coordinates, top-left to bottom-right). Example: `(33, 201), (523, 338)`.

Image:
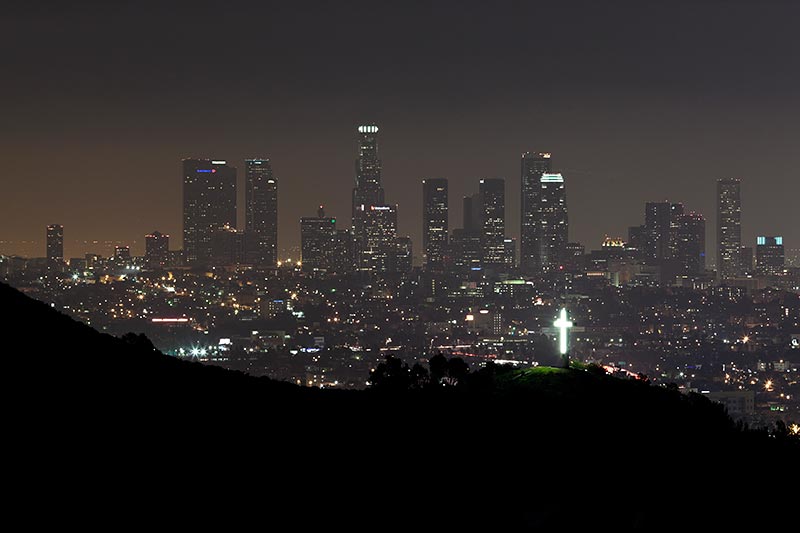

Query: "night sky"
(1, 0), (798, 262)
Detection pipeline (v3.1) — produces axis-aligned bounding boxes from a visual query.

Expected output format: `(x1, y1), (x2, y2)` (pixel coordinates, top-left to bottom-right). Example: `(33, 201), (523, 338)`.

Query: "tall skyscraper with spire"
(245, 158), (278, 267)
(352, 124), (384, 268)
(717, 178), (742, 279)
(520, 152), (552, 272)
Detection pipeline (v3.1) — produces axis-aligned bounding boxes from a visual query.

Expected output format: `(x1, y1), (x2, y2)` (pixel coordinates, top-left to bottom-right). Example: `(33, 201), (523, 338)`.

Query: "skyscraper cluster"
(181, 158), (278, 268)
(422, 152), (567, 274)
(37, 125), (788, 284)
(301, 125), (412, 274)
(519, 152), (568, 273)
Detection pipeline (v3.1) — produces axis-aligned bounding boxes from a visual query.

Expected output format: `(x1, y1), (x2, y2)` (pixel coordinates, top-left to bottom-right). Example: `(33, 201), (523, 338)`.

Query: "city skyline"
(1, 2), (798, 260)
(4, 139), (794, 269)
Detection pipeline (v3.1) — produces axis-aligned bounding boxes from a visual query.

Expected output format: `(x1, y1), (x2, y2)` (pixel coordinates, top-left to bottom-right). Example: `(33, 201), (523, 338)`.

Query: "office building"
(675, 212), (706, 275)
(300, 205), (337, 271)
(422, 178), (448, 269)
(668, 202), (685, 260)
(644, 201), (672, 262)
(211, 224), (248, 266)
(395, 236), (413, 272)
(183, 159), (237, 265)
(503, 238), (516, 268)
(520, 151), (552, 272)
(352, 124), (384, 267)
(451, 228), (482, 271)
(46, 224), (64, 263)
(756, 236), (785, 276)
(627, 225), (646, 256)
(245, 158), (278, 267)
(330, 230), (357, 274)
(537, 173), (568, 270)
(479, 178), (506, 268)
(717, 178), (742, 279)
(145, 231), (169, 269)
(363, 204), (397, 273)
(564, 242), (586, 272)
(741, 246), (754, 274)
(114, 246), (131, 261)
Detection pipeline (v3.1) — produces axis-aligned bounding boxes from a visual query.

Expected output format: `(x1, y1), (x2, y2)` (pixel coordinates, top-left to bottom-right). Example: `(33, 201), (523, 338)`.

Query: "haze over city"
(1, 1), (798, 259)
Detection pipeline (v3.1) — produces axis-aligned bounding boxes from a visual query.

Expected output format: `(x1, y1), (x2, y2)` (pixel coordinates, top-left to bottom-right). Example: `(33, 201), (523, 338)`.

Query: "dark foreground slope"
(2, 282), (795, 530)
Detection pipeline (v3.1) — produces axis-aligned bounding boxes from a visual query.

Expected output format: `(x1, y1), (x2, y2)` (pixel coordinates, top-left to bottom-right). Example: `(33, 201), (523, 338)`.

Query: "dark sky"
(1, 0), (798, 262)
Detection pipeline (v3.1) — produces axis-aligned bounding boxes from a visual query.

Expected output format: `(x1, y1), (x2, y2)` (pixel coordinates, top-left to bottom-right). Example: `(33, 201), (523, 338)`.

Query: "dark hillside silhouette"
(2, 281), (795, 530)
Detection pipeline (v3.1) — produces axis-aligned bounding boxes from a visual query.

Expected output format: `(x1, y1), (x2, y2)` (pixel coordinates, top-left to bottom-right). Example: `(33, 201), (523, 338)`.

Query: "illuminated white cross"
(554, 308), (573, 356)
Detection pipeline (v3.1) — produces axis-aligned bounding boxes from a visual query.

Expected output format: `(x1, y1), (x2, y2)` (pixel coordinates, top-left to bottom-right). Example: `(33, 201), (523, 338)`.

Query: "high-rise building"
(520, 152), (552, 272)
(211, 224), (248, 266)
(756, 236), (785, 275)
(717, 178), (742, 279)
(114, 246), (131, 261)
(46, 224), (64, 263)
(741, 246), (754, 274)
(644, 201), (672, 262)
(245, 158), (278, 267)
(669, 202), (685, 259)
(675, 212), (706, 275)
(145, 231), (169, 269)
(479, 178), (505, 268)
(627, 225), (646, 256)
(537, 173), (568, 270)
(330, 229), (357, 274)
(85, 253), (101, 269)
(362, 205), (398, 273)
(352, 124), (384, 267)
(503, 238), (516, 268)
(462, 193), (482, 233)
(422, 178), (448, 270)
(300, 205), (337, 272)
(564, 242), (586, 272)
(182, 159), (237, 265)
(395, 236), (413, 272)
(450, 228), (482, 271)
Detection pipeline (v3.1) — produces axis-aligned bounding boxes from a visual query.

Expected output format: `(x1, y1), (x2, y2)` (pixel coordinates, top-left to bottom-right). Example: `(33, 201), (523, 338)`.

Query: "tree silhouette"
(410, 363), (429, 389)
(429, 353), (448, 385)
(444, 357), (469, 386)
(369, 355), (411, 390)
(120, 332), (158, 354)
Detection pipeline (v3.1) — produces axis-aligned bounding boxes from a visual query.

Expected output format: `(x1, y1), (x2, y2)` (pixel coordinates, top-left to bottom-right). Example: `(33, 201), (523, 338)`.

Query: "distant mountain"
(2, 281), (794, 530)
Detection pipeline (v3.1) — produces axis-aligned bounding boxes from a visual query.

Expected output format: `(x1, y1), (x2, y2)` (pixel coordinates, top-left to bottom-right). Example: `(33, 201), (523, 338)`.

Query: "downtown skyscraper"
(520, 152), (552, 272)
(537, 173), (568, 270)
(422, 178), (448, 269)
(46, 224), (63, 264)
(717, 178), (742, 279)
(363, 204), (399, 273)
(675, 212), (706, 275)
(145, 231), (169, 269)
(479, 178), (506, 268)
(352, 124), (384, 268)
(644, 201), (674, 262)
(300, 205), (337, 272)
(245, 159), (278, 267)
(520, 153), (568, 272)
(182, 159), (236, 265)
(756, 236), (784, 276)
